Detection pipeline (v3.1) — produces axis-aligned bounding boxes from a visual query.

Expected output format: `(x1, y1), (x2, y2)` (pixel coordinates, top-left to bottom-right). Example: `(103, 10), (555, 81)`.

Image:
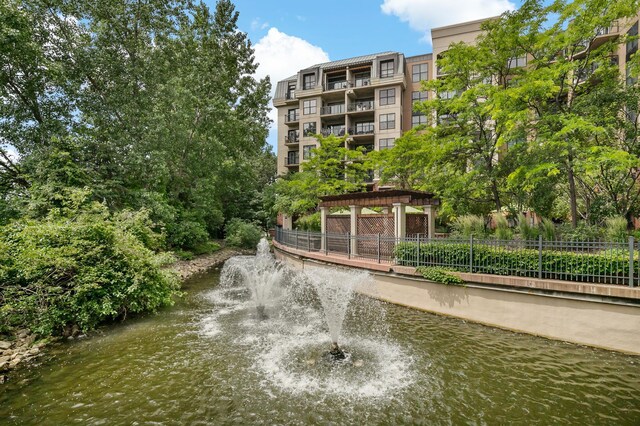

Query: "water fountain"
(220, 238), (284, 320)
(301, 266), (372, 362)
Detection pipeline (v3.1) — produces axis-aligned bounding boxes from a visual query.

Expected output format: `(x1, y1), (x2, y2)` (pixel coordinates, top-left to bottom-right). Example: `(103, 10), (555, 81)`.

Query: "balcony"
(320, 126), (346, 137)
(596, 21), (619, 37)
(284, 113), (299, 124)
(325, 80), (348, 91)
(286, 155), (300, 166)
(285, 91), (296, 100)
(347, 101), (374, 112)
(351, 123), (375, 135)
(320, 104), (345, 115)
(285, 134), (299, 145)
(349, 77), (371, 87)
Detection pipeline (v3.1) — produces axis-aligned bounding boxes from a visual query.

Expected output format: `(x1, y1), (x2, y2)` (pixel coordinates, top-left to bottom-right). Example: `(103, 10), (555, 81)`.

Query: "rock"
(11, 352), (20, 360)
(16, 329), (29, 339)
(22, 335), (36, 347)
(9, 357), (21, 368)
(0, 341), (11, 350)
(0, 375), (6, 384)
(0, 356), (10, 364)
(28, 347), (39, 355)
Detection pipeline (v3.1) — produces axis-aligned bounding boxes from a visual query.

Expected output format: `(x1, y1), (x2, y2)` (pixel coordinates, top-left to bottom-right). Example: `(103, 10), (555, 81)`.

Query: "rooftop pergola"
(317, 190), (440, 254)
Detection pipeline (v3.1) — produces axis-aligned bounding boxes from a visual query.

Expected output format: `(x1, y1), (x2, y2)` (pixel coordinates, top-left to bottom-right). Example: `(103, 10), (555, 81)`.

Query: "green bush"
(394, 241), (637, 284)
(493, 213), (512, 240)
(452, 214), (486, 237)
(604, 217), (628, 243)
(192, 241), (221, 256)
(416, 266), (465, 285)
(0, 203), (179, 336)
(166, 219), (209, 250)
(557, 223), (603, 241)
(517, 213), (539, 240)
(224, 219), (262, 249)
(539, 217), (556, 240)
(296, 212), (321, 231)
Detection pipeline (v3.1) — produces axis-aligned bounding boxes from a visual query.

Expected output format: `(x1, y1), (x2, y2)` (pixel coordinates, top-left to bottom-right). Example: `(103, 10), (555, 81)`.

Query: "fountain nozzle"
(329, 342), (346, 361)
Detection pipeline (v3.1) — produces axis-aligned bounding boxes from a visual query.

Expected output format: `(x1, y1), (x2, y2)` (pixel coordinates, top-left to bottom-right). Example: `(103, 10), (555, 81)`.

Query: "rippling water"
(1, 268), (639, 425)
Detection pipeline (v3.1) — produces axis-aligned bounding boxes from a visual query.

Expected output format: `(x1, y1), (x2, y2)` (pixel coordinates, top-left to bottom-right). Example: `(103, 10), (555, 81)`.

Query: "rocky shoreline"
(0, 246), (249, 384)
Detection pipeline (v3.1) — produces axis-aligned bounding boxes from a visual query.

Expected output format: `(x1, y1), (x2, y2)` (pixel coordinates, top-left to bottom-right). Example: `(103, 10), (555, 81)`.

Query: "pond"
(1, 257), (639, 425)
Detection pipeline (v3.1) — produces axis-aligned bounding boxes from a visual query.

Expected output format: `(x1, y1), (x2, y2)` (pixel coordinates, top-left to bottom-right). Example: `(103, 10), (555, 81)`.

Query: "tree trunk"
(491, 178), (502, 213)
(567, 157), (578, 228)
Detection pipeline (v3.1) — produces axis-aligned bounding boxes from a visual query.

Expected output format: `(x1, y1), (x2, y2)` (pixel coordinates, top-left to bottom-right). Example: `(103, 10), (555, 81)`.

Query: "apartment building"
(273, 13), (640, 179)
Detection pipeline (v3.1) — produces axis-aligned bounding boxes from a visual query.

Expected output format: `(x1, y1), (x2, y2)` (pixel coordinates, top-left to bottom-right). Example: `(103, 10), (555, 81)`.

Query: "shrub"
(394, 240), (637, 284)
(192, 241), (221, 256)
(224, 219), (262, 249)
(493, 213), (512, 240)
(416, 266), (465, 285)
(517, 213), (538, 240)
(296, 212), (321, 231)
(166, 219), (209, 251)
(557, 223), (603, 241)
(0, 203), (179, 336)
(604, 217), (628, 243)
(452, 214), (486, 237)
(539, 217), (556, 241)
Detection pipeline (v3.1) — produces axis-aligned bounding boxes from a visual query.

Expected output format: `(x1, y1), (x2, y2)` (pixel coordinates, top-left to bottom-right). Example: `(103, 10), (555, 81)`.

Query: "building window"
(412, 63), (428, 82)
(303, 122), (316, 136)
(438, 90), (457, 100)
(412, 91), (428, 104)
(287, 83), (296, 99)
(302, 145), (314, 160)
(412, 113), (427, 128)
(379, 138), (395, 150)
(303, 99), (317, 115)
(380, 60), (394, 78)
(303, 73), (316, 90)
(287, 151), (299, 165)
(627, 22), (638, 61)
(287, 129), (299, 143)
(379, 88), (395, 106)
(379, 113), (395, 130)
(507, 55), (527, 69)
(355, 122), (374, 134)
(286, 108), (299, 121)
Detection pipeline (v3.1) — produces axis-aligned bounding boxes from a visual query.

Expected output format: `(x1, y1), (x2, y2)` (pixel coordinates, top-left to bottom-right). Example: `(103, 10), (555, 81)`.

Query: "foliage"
(557, 223), (603, 241)
(539, 218), (557, 241)
(274, 134), (369, 216)
(604, 217), (629, 243)
(224, 219), (262, 249)
(451, 214), (486, 237)
(395, 241), (636, 283)
(296, 212), (321, 231)
(0, 197), (179, 336)
(416, 266), (465, 285)
(493, 213), (512, 240)
(517, 213), (539, 240)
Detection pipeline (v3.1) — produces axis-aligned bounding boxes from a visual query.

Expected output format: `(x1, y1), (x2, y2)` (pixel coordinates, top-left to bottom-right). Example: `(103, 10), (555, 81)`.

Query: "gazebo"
(317, 190), (440, 254)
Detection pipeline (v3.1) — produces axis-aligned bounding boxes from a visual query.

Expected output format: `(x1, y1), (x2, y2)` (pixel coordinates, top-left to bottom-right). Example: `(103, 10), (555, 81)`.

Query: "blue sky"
(205, 0), (525, 149)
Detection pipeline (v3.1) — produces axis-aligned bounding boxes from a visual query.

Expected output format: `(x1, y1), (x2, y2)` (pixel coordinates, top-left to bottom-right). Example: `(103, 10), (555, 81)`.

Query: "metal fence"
(274, 228), (639, 287)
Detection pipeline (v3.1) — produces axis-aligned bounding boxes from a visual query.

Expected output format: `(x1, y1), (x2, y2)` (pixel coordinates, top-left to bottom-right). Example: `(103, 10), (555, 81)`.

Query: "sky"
(206, 0), (525, 151)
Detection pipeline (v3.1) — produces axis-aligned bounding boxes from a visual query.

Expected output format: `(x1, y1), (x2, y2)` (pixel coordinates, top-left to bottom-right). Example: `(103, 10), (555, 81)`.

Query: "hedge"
(394, 241), (638, 284)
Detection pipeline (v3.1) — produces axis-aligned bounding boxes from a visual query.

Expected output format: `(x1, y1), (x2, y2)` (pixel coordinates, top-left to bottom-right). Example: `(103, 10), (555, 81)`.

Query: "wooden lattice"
(407, 214), (428, 236)
(326, 216), (350, 234)
(357, 214), (394, 236)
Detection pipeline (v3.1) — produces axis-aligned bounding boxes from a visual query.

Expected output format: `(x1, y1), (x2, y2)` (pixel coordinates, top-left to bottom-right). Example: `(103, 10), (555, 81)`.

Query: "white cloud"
(381, 0), (516, 44)
(253, 28), (330, 150)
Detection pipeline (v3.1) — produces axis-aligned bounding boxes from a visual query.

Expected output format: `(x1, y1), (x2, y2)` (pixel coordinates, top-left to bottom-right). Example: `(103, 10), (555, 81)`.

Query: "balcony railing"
(326, 80), (348, 91)
(348, 101), (374, 112)
(351, 123), (375, 135)
(596, 21), (619, 36)
(285, 135), (299, 144)
(302, 83), (317, 90)
(285, 113), (299, 123)
(286, 155), (300, 166)
(320, 104), (345, 115)
(286, 91), (296, 100)
(350, 77), (371, 87)
(320, 127), (346, 137)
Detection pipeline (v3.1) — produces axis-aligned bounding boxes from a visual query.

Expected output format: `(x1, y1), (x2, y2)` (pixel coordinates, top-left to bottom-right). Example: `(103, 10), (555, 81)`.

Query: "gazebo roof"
(319, 190), (440, 208)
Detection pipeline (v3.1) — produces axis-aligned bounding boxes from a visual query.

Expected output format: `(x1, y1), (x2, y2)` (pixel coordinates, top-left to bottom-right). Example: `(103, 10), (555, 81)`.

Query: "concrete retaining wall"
(275, 247), (640, 355)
